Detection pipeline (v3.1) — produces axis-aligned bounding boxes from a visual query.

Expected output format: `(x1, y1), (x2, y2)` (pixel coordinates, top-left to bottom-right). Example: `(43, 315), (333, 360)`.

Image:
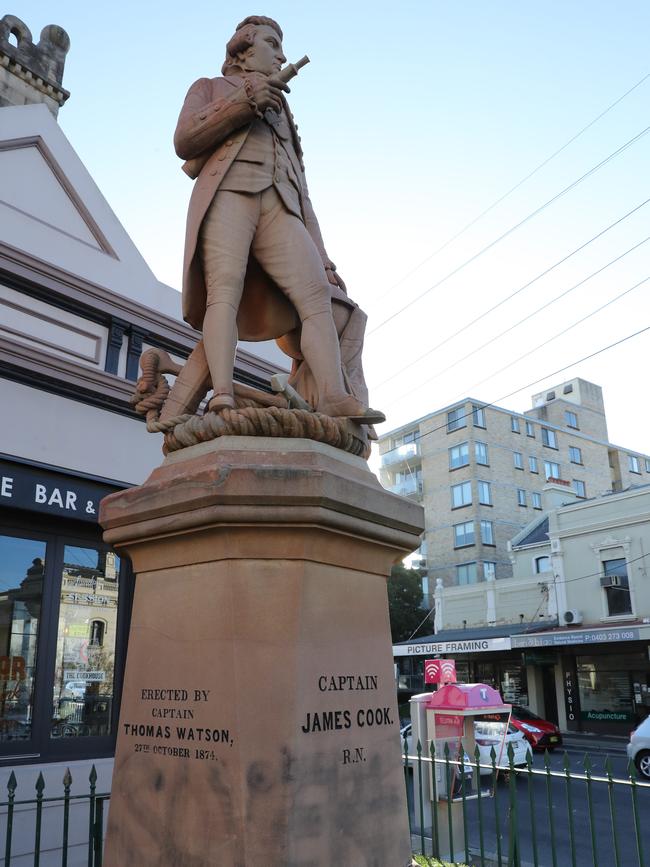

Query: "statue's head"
(222, 16), (285, 76)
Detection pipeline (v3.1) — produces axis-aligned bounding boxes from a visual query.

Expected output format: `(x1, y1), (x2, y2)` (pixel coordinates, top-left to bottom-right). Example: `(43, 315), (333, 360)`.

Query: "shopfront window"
(500, 664), (528, 706)
(0, 526), (128, 761)
(51, 546), (120, 739)
(577, 654), (639, 725)
(0, 534), (46, 743)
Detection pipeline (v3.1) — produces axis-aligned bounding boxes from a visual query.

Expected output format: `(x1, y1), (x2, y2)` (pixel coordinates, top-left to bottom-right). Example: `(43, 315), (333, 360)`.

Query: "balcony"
(380, 440), (420, 467)
(386, 476), (423, 498)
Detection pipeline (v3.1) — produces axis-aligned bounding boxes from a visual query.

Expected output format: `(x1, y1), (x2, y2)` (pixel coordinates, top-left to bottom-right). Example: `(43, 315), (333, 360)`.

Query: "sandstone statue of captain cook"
(174, 15), (382, 424)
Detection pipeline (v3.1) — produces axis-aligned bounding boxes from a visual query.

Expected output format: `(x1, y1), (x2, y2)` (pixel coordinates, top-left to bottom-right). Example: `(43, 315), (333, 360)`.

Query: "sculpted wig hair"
(222, 16), (283, 75)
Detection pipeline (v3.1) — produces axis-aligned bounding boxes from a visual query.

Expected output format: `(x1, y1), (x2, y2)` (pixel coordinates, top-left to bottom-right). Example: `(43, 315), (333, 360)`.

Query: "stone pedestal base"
(100, 438), (424, 867)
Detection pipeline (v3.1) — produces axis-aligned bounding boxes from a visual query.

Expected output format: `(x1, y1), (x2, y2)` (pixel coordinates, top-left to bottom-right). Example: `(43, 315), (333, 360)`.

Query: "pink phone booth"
(425, 683), (511, 800)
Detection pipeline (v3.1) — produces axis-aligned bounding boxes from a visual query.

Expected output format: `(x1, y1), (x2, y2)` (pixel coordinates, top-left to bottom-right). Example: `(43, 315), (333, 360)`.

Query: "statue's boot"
(159, 341), (211, 422)
(301, 311), (386, 424)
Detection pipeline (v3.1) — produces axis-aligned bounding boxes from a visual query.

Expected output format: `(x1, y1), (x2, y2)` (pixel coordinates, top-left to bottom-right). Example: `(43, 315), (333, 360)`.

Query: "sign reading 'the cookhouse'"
(0, 459), (120, 523)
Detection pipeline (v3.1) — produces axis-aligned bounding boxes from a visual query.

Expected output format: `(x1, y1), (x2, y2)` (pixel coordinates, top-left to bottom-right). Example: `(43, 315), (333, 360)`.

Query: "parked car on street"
(474, 720), (533, 774)
(62, 680), (87, 700)
(627, 716), (650, 779)
(400, 720), (532, 775)
(510, 704), (563, 751)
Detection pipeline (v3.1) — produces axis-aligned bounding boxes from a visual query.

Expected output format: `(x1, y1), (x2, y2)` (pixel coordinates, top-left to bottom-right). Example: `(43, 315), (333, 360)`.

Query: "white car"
(627, 717), (650, 779)
(62, 680), (87, 699)
(474, 720), (533, 774)
(401, 720), (532, 776)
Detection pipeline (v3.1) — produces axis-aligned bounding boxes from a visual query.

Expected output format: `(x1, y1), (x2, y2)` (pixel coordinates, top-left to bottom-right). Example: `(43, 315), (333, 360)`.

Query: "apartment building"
(379, 378), (650, 605)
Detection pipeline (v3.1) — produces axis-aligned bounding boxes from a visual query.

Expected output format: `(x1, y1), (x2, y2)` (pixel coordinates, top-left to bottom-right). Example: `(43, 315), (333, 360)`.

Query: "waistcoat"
(220, 110), (302, 219)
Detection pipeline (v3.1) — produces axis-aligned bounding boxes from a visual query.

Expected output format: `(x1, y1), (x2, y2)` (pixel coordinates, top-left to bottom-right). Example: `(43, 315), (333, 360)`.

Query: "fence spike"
(63, 767), (73, 788)
(627, 757), (646, 867)
(544, 747), (558, 867)
(583, 751), (599, 867)
(605, 755), (622, 867)
(562, 751), (571, 772)
(525, 748), (540, 867)
(35, 772), (45, 796)
(7, 770), (17, 794)
(89, 765), (98, 786)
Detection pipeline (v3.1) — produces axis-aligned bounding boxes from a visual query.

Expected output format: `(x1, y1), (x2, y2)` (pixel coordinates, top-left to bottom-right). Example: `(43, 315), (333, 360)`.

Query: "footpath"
(561, 731), (628, 755)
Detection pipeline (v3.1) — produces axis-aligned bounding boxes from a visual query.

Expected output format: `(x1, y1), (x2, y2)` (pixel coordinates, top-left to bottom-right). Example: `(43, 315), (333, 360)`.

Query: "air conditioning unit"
(562, 609), (583, 626)
(600, 574), (625, 588)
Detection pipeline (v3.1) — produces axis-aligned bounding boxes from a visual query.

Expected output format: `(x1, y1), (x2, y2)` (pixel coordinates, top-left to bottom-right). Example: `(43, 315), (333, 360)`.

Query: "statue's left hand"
(324, 260), (347, 294)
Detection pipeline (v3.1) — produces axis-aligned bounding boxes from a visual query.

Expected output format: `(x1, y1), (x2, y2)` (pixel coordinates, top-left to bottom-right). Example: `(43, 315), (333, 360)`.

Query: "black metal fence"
(1, 766), (109, 866)
(405, 739), (650, 867)
(3, 747), (648, 867)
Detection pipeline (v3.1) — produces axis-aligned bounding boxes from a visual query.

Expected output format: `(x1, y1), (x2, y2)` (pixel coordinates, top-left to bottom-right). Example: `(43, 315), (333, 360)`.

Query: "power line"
(384, 235), (650, 408)
(376, 73), (650, 301)
(464, 275), (650, 394)
(368, 123), (650, 336)
(373, 199), (649, 391)
(561, 551), (649, 586)
(378, 325), (650, 458)
(405, 605), (437, 643)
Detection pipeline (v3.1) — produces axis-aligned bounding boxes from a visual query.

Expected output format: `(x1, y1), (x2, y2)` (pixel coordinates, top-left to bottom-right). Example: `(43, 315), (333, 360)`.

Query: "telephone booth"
(410, 683), (511, 859)
(426, 683), (511, 795)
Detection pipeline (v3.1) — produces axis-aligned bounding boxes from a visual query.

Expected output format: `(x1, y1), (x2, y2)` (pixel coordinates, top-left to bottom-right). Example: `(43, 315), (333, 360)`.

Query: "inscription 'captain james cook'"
(301, 673), (393, 734)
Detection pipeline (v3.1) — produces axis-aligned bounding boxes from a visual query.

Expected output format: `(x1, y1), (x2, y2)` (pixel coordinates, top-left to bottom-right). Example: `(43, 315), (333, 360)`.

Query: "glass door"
(0, 525), (130, 762)
(0, 531), (51, 751)
(50, 544), (121, 740)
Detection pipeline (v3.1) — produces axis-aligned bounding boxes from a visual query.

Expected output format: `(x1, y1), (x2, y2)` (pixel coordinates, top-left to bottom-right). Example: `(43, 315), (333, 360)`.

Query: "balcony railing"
(386, 477), (423, 498)
(380, 441), (420, 467)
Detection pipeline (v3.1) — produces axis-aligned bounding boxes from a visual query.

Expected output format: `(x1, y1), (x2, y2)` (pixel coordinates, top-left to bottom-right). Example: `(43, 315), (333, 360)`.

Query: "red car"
(510, 704), (563, 751)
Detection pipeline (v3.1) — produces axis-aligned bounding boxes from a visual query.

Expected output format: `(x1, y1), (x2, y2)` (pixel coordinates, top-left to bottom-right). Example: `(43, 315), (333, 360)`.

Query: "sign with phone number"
(512, 628), (640, 648)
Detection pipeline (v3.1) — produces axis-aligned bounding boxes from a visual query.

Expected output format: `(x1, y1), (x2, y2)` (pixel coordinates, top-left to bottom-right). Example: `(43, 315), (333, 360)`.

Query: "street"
(408, 749), (650, 866)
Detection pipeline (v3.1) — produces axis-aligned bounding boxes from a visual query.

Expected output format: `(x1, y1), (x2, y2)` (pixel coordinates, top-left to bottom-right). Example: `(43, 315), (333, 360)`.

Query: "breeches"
(199, 187), (332, 320)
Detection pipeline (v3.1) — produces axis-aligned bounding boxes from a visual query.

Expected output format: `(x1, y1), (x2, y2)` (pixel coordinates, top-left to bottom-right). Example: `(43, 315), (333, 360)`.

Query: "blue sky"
(17, 1), (650, 450)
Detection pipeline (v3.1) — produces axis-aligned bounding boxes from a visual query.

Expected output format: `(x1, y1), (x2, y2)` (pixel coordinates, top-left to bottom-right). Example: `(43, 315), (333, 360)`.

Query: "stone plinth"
(100, 437), (424, 867)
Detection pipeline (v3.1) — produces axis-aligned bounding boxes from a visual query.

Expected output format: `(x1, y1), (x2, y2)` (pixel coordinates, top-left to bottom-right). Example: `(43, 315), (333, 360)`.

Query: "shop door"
(631, 671), (650, 726)
(542, 665), (559, 725)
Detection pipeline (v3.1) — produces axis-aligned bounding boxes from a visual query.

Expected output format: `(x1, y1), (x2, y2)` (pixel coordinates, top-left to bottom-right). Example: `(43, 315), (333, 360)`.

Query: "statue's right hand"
(246, 73), (290, 114)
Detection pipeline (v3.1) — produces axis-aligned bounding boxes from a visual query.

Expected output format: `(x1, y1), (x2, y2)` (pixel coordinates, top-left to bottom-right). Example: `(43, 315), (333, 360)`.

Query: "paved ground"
(408, 745), (649, 867)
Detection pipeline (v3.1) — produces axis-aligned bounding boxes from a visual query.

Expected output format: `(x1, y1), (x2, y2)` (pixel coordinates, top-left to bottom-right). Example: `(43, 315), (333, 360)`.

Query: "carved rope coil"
(132, 347), (369, 458)
(160, 406), (370, 458)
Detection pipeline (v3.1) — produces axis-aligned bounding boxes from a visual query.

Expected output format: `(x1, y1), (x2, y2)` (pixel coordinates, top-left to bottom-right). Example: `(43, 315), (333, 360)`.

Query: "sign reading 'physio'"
(0, 459), (118, 523)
